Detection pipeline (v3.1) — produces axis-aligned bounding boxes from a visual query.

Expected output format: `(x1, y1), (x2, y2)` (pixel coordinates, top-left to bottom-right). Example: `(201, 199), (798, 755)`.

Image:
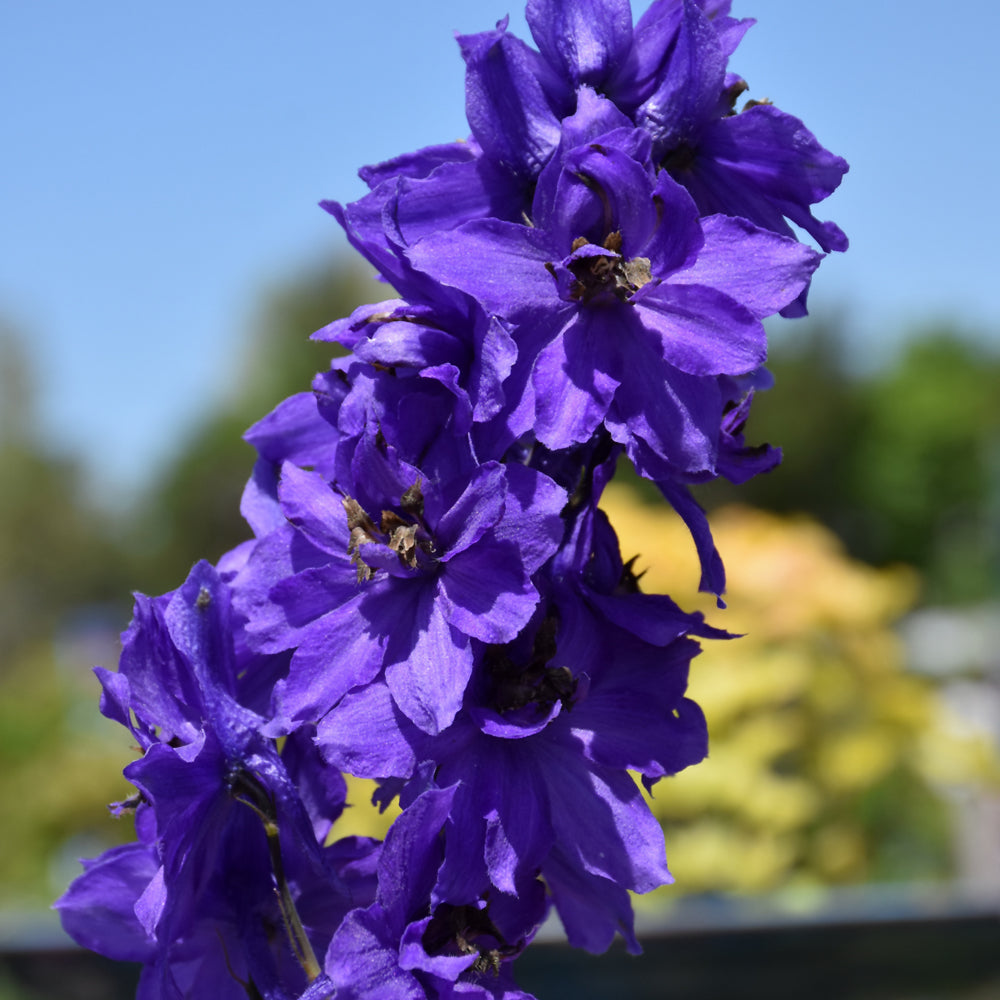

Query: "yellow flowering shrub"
(599, 485), (998, 895)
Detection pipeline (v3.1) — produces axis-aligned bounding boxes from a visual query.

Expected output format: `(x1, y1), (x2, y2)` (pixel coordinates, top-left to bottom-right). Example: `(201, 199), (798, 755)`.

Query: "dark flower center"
(421, 901), (516, 976)
(662, 80), (755, 175)
(342, 480), (434, 582)
(487, 616), (578, 716)
(564, 231), (652, 306)
(662, 142), (697, 173)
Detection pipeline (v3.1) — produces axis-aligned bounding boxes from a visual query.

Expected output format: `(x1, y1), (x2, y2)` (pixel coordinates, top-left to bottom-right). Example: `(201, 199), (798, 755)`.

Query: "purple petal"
(608, 0), (683, 109)
(605, 328), (721, 477)
(377, 785), (458, 916)
(683, 104), (849, 252)
(588, 590), (718, 646)
(244, 391), (338, 473)
(325, 906), (424, 999)
(532, 89), (633, 228)
(408, 219), (559, 318)
(281, 727), (348, 844)
(636, 0), (725, 150)
(439, 540), (540, 644)
(559, 139), (658, 254)
(533, 313), (621, 449)
(390, 159), (510, 249)
(544, 845), (641, 955)
(658, 478), (726, 599)
(572, 642), (709, 777)
(714, 14), (755, 58)
(385, 588), (472, 735)
(165, 562), (240, 699)
(358, 140), (476, 189)
(351, 316), (457, 368)
(541, 746), (671, 893)
(489, 462), (567, 574)
(399, 917), (477, 978)
(459, 22), (561, 179)
(116, 596), (199, 744)
(526, 0), (633, 87)
(277, 463), (351, 558)
(642, 168), (703, 275)
(322, 193), (423, 301)
(267, 561), (359, 634)
(467, 313), (517, 424)
(238, 460), (285, 538)
(274, 591), (385, 723)
(233, 527), (326, 653)
(480, 744), (555, 893)
(317, 681), (418, 779)
(634, 281), (766, 376)
(56, 844), (159, 962)
(434, 462), (506, 556)
(670, 214), (822, 318)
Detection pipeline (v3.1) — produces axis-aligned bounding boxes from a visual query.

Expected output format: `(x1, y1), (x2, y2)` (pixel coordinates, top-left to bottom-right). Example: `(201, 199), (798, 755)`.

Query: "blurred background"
(2, 0), (1000, 996)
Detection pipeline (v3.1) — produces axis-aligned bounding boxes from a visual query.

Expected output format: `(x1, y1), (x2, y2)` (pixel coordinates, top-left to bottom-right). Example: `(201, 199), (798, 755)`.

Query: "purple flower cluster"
(57, 2), (845, 997)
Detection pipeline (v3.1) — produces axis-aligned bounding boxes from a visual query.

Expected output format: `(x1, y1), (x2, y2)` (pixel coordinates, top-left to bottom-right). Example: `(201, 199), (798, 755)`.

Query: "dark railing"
(5, 887), (1000, 999)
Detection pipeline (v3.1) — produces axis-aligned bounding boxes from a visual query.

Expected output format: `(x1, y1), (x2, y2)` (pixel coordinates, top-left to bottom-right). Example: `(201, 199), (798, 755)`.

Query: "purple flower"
(408, 126), (819, 482)
(325, 785), (543, 999)
(58, 1), (848, 992)
(637, 372), (781, 600)
(58, 562), (376, 998)
(318, 500), (720, 953)
(319, 631), (706, 953)
(236, 441), (567, 736)
(315, 296), (516, 430)
(457, 0), (848, 257)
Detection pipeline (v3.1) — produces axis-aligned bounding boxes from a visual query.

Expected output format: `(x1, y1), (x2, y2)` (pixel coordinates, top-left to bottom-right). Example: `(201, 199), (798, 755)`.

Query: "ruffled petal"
(526, 0), (633, 88)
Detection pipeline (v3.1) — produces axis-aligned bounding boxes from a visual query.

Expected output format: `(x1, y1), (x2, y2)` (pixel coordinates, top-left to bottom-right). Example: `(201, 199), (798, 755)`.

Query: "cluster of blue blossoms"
(57, 2), (846, 997)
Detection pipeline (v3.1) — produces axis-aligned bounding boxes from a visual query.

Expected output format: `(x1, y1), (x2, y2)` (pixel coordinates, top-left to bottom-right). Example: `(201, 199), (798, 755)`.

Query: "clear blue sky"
(3, 1), (999, 500)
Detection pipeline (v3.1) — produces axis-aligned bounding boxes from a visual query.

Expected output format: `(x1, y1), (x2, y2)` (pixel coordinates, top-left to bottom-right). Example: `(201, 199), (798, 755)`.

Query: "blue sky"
(3, 1), (999, 500)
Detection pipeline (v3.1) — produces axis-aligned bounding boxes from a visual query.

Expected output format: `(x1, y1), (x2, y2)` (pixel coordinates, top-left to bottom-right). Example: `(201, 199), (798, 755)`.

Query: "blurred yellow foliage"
(599, 485), (999, 896)
(332, 776), (401, 842)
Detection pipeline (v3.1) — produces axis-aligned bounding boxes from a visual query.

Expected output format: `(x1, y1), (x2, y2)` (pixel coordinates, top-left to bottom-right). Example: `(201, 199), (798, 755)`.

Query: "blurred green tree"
(0, 327), (130, 659)
(696, 322), (1000, 603)
(0, 324), (135, 907)
(848, 332), (1000, 602)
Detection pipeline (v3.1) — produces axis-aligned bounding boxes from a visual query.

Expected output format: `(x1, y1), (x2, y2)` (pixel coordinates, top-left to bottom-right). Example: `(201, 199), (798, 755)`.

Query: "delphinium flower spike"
(58, 2), (845, 996)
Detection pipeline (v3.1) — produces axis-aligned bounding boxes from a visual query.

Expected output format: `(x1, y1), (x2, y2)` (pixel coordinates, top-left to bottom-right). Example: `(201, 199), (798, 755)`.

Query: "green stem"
(231, 769), (323, 983)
